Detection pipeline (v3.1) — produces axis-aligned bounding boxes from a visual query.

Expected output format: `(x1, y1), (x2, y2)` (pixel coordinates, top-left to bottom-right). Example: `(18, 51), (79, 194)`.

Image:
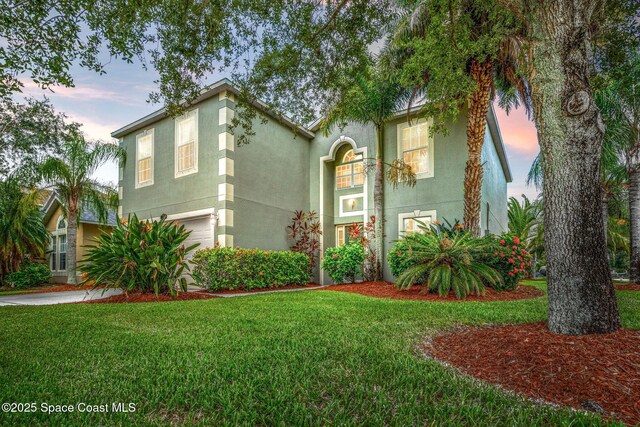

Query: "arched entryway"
(318, 136), (368, 284)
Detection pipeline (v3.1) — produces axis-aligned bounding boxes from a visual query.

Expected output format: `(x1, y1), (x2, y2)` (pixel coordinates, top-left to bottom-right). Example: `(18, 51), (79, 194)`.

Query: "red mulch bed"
(426, 322), (640, 425)
(80, 292), (218, 304)
(206, 283), (321, 295)
(615, 283), (640, 291)
(323, 281), (544, 302)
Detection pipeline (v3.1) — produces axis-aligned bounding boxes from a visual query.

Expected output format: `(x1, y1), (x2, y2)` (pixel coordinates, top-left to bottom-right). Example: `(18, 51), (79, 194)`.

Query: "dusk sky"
(18, 58), (541, 201)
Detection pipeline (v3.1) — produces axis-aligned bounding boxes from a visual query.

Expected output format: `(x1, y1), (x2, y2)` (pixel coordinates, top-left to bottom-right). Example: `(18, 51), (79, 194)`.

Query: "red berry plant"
(485, 234), (532, 291)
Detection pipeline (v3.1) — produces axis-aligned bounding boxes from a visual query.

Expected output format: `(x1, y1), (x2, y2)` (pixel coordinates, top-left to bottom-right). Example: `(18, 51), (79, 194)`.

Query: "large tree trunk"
(67, 204), (78, 285)
(628, 167), (640, 283)
(529, 2), (620, 335)
(373, 124), (384, 281)
(464, 59), (493, 237)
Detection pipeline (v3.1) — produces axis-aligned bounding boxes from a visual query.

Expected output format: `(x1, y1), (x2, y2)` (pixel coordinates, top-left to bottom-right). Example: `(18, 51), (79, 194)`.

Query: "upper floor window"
(398, 121), (434, 178)
(136, 130), (154, 188)
(336, 149), (364, 189)
(175, 110), (198, 177)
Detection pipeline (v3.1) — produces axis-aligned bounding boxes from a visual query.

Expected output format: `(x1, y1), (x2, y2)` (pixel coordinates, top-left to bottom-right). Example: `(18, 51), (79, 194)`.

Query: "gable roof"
(111, 78), (315, 139)
(309, 104), (512, 183)
(112, 78), (511, 183)
(41, 193), (117, 227)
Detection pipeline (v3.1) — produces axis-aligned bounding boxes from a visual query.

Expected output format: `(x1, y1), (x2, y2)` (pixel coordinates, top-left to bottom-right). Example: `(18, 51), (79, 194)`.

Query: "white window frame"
(335, 149), (364, 190)
(398, 210), (437, 238)
(135, 129), (154, 188)
(335, 222), (363, 246)
(174, 109), (199, 178)
(338, 194), (365, 217)
(50, 215), (68, 272)
(396, 119), (435, 179)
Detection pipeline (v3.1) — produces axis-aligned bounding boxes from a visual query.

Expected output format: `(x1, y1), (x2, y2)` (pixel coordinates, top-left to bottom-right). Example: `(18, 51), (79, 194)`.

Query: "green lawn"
(1, 281), (637, 426)
(0, 289), (39, 296)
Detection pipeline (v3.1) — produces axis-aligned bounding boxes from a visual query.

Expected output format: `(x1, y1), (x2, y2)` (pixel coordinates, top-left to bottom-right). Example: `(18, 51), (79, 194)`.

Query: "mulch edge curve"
(422, 322), (640, 425)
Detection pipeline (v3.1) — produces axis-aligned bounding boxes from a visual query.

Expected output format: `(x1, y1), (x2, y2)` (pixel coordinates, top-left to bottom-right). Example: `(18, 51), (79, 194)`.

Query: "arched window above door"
(336, 149), (364, 189)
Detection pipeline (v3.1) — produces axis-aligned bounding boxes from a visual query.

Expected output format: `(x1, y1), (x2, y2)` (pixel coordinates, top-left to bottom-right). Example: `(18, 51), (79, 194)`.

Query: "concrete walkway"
(0, 288), (123, 306)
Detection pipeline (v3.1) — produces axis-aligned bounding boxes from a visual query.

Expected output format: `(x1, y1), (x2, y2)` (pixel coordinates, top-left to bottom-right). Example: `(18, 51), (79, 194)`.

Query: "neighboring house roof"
(34, 189), (53, 207)
(41, 193), (117, 227)
(111, 78), (315, 139)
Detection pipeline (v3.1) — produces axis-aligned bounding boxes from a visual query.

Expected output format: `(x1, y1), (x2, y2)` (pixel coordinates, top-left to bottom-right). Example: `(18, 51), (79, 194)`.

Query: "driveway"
(0, 288), (123, 306)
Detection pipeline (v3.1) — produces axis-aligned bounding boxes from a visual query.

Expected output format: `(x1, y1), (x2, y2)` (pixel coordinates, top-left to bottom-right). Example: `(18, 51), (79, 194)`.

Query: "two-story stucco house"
(112, 78), (512, 284)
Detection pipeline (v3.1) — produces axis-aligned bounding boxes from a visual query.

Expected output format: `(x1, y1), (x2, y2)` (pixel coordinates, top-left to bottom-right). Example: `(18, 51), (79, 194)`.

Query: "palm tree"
(0, 178), (50, 283)
(39, 135), (123, 284)
(320, 65), (415, 280)
(390, 0), (530, 236)
(507, 195), (543, 276)
(595, 56), (640, 282)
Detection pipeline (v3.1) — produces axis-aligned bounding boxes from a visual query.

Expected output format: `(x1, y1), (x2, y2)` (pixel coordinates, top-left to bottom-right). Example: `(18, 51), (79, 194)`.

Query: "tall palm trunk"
(373, 124), (385, 281)
(628, 167), (640, 283)
(67, 199), (78, 285)
(464, 59), (493, 237)
(530, 1), (619, 335)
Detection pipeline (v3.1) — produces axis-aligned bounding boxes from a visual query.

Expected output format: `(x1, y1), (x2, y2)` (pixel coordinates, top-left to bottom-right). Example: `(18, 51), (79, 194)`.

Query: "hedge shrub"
(191, 247), (310, 291)
(5, 261), (52, 288)
(388, 240), (420, 280)
(321, 242), (366, 284)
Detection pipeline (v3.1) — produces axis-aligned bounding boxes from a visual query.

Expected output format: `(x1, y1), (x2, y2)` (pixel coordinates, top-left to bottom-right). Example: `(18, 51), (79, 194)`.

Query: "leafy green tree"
(390, 0), (529, 236)
(0, 1), (393, 131)
(0, 97), (79, 178)
(320, 66), (415, 280)
(0, 178), (50, 284)
(39, 136), (123, 284)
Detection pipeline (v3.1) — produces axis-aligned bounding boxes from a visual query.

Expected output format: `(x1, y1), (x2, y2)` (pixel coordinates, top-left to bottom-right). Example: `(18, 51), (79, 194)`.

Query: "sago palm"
(38, 135), (124, 284)
(320, 65), (415, 281)
(0, 178), (50, 283)
(396, 225), (502, 298)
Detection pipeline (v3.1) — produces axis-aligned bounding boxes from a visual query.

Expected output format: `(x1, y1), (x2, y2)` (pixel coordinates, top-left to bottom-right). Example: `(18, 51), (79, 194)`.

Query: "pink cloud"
(18, 79), (134, 104)
(494, 105), (539, 158)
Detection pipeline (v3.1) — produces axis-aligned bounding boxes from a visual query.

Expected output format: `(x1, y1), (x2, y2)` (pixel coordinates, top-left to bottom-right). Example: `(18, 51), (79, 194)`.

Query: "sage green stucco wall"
(119, 98), (222, 219)
(480, 124), (509, 235)
(118, 90), (508, 284)
(310, 111), (508, 283)
(231, 116), (311, 251)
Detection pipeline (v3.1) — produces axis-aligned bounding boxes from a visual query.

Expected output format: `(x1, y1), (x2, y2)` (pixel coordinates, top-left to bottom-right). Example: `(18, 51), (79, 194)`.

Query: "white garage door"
(179, 216), (215, 260)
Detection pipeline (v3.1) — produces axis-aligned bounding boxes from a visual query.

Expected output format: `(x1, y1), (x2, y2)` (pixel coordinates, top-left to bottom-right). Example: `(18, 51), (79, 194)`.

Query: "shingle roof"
(79, 204), (117, 226)
(41, 192), (117, 226)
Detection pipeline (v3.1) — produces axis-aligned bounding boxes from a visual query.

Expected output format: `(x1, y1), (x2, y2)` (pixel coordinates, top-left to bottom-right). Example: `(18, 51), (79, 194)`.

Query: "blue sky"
(18, 59), (541, 201)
